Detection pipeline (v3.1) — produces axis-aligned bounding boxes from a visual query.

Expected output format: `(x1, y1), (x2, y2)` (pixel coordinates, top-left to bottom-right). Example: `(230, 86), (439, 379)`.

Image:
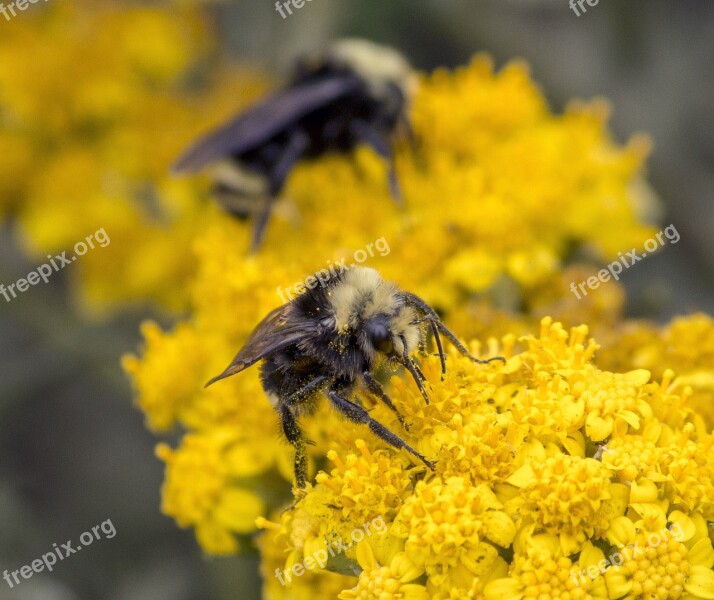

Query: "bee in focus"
(206, 267), (504, 488)
(173, 39), (416, 251)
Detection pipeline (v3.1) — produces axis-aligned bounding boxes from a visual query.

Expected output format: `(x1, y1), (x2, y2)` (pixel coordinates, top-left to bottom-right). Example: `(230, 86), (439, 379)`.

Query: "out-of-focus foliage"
(0, 0), (267, 312)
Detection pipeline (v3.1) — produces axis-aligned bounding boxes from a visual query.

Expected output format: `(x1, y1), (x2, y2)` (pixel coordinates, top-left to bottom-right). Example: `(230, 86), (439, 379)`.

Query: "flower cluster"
(258, 320), (714, 599)
(119, 51), (714, 599)
(0, 0), (266, 311)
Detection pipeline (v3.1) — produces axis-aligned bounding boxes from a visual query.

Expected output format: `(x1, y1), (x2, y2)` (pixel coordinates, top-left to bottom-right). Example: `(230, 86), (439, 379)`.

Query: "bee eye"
(368, 321), (393, 354)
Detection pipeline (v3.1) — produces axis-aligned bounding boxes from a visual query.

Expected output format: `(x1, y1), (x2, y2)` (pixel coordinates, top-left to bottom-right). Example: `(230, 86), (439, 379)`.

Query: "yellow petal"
(595, 483), (630, 525)
(562, 433), (586, 457)
(579, 540), (606, 570)
(303, 536), (329, 567)
(616, 410), (641, 429)
(370, 533), (405, 570)
(482, 510), (517, 547)
(391, 551), (424, 583)
(630, 503), (667, 525)
(195, 521), (237, 555)
(586, 414), (612, 441)
(607, 516), (636, 547)
(400, 584), (430, 600)
(484, 578), (524, 600)
(354, 539), (377, 571)
(684, 565), (714, 599)
(624, 369), (651, 385)
(669, 510), (697, 543)
(460, 542), (498, 577)
(212, 489), (265, 533)
(688, 538), (714, 570)
(561, 396), (585, 425)
(604, 567), (633, 598)
(630, 479), (659, 503)
(507, 463), (535, 488)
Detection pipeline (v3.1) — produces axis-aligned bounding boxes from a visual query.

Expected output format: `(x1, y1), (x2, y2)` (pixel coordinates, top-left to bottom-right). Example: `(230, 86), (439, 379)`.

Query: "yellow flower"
(600, 420), (668, 484)
(338, 539), (428, 600)
(257, 512), (355, 600)
(603, 513), (714, 599)
(485, 532), (609, 600)
(392, 476), (515, 590)
(156, 428), (266, 555)
(122, 322), (212, 432)
(430, 412), (530, 486)
(505, 445), (628, 554)
(598, 314), (714, 430)
(314, 440), (415, 526)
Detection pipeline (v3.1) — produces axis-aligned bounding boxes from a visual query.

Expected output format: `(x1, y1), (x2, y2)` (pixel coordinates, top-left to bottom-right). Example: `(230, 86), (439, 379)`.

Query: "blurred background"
(1, 1), (712, 599)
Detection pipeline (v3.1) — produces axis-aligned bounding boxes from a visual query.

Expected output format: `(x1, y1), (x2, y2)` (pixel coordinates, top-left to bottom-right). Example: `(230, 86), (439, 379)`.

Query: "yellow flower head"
(485, 533), (609, 600)
(604, 512), (714, 600)
(338, 540), (428, 600)
(156, 428), (266, 555)
(314, 440), (415, 526)
(506, 449), (627, 554)
(392, 475), (515, 589)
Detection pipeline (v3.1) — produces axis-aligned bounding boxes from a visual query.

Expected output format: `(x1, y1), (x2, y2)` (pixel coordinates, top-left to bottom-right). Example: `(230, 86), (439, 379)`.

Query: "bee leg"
(286, 375), (330, 447)
(327, 388), (435, 470)
(279, 404), (308, 488)
(287, 375), (330, 404)
(361, 371), (409, 431)
(350, 121), (402, 205)
(249, 195), (276, 252)
(399, 335), (430, 405)
(411, 360), (427, 383)
(250, 130), (310, 252)
(427, 320), (447, 380)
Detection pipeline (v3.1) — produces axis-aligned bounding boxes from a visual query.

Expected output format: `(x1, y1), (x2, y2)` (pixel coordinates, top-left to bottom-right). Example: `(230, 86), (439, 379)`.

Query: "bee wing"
(173, 76), (361, 173)
(205, 303), (314, 387)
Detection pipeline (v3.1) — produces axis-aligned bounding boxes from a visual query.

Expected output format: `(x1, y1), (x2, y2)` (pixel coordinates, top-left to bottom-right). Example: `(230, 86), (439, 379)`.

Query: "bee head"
(365, 315), (395, 355)
(330, 267), (421, 362)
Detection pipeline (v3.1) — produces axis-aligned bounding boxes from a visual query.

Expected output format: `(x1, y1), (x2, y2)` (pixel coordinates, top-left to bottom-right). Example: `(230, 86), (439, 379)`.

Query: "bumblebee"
(173, 39), (416, 251)
(206, 267), (504, 488)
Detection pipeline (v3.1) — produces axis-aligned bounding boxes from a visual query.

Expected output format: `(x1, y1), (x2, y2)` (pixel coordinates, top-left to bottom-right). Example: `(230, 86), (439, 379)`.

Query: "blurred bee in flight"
(173, 39), (417, 251)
